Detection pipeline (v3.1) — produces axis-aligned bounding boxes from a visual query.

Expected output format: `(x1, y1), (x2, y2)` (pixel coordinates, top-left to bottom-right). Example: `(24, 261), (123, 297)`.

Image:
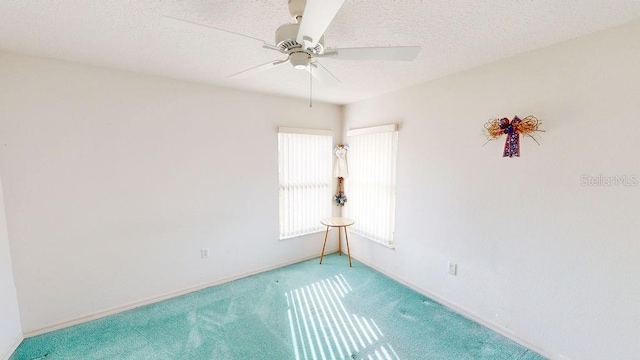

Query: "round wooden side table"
(319, 217), (355, 267)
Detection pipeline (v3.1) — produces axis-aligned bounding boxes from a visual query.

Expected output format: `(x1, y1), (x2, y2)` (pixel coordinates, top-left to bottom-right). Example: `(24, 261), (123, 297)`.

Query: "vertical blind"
(278, 128), (333, 239)
(345, 125), (398, 246)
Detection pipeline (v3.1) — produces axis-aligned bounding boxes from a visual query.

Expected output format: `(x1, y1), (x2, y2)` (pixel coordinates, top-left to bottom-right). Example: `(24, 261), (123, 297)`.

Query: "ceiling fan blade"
(307, 62), (341, 87)
(320, 46), (421, 61)
(296, 0), (345, 48)
(162, 16), (279, 51)
(229, 60), (289, 79)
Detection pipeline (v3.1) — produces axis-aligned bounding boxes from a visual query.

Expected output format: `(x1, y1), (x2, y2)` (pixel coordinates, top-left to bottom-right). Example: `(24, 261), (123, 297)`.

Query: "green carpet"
(11, 254), (546, 359)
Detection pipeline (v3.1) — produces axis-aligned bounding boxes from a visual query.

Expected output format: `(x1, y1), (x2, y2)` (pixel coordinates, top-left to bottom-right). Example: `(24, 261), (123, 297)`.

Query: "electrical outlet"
(448, 262), (457, 275)
(201, 248), (210, 259)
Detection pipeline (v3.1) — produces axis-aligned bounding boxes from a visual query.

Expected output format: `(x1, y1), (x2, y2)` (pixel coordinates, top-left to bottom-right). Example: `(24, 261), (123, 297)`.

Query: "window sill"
(352, 232), (395, 250)
(279, 228), (325, 241)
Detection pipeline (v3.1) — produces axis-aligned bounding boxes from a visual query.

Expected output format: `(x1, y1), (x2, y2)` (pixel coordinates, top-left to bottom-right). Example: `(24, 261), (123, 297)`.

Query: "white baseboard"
(350, 255), (562, 360)
(1, 333), (23, 360)
(24, 250), (336, 338)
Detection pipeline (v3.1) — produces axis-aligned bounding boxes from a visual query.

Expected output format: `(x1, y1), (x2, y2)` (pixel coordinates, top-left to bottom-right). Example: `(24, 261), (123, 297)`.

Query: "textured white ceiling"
(1, 0), (639, 104)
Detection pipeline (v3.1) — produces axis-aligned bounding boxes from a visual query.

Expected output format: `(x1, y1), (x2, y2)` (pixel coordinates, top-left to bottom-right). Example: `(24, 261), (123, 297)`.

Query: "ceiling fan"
(163, 0), (421, 88)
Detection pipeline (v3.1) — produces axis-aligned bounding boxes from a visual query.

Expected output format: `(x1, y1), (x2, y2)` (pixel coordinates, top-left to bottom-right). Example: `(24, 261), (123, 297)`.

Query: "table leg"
(338, 226), (342, 256)
(344, 226), (352, 267)
(320, 226), (330, 264)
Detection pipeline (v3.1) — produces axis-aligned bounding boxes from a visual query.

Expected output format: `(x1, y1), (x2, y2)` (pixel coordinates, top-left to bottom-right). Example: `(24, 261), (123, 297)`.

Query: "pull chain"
(309, 63), (313, 108)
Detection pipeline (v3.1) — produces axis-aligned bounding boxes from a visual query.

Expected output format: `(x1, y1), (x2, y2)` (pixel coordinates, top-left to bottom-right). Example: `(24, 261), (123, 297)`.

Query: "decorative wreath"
(483, 115), (544, 157)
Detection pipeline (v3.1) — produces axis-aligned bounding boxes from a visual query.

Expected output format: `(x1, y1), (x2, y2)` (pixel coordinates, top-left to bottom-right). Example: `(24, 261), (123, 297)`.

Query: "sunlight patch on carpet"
(286, 274), (399, 360)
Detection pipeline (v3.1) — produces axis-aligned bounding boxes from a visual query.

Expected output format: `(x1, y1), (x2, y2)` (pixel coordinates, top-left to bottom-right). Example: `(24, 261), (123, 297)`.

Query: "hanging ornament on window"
(333, 144), (349, 178)
(333, 144), (349, 206)
(334, 177), (347, 206)
(483, 115), (544, 157)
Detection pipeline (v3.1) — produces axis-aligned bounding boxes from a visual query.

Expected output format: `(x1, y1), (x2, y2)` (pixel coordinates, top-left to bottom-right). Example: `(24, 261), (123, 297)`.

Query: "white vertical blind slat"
(279, 132), (332, 239)
(345, 129), (398, 246)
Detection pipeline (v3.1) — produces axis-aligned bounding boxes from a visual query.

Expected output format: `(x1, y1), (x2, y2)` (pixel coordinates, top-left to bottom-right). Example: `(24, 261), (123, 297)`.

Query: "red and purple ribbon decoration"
(500, 116), (521, 157)
(483, 115), (544, 157)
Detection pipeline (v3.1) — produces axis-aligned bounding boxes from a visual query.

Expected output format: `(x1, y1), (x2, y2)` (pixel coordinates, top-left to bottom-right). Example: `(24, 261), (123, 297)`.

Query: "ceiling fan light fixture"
(289, 51), (310, 70)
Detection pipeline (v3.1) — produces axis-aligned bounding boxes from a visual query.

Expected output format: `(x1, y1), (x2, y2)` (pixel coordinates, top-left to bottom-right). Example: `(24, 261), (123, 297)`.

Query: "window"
(345, 124), (398, 247)
(278, 127), (333, 239)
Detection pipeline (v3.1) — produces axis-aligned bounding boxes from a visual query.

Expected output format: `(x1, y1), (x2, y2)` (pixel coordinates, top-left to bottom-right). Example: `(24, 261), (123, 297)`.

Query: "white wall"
(0, 52), (342, 334)
(343, 20), (640, 360)
(0, 170), (22, 360)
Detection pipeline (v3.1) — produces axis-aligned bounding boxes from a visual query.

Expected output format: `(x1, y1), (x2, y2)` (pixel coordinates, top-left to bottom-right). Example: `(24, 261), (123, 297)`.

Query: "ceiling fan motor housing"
(275, 23), (324, 54)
